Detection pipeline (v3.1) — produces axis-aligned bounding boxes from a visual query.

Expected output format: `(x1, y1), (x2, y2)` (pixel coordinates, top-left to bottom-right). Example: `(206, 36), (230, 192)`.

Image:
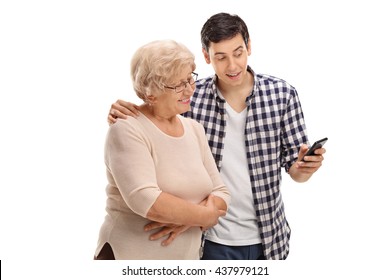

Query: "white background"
(1, 0), (389, 279)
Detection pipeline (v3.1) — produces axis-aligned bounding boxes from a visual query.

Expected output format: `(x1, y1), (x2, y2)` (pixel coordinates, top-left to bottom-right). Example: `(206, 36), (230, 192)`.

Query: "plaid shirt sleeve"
(280, 83), (308, 172)
(247, 72), (308, 259)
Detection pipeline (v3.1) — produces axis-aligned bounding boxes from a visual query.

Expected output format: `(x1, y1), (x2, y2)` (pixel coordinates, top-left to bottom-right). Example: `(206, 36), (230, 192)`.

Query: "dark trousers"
(201, 240), (266, 260)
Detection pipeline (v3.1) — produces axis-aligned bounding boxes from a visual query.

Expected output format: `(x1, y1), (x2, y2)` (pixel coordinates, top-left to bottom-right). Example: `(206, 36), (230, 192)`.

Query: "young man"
(108, 13), (326, 260)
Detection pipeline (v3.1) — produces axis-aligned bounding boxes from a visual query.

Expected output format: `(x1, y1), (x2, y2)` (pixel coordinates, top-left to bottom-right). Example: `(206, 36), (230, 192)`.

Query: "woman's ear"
(146, 94), (157, 106)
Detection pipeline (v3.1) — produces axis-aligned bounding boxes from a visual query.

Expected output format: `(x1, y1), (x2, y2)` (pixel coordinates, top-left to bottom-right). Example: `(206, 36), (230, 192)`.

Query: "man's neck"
(217, 71), (254, 113)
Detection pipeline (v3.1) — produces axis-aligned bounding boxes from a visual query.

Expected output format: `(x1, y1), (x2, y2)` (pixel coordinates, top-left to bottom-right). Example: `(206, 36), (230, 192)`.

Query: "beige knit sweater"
(95, 113), (230, 259)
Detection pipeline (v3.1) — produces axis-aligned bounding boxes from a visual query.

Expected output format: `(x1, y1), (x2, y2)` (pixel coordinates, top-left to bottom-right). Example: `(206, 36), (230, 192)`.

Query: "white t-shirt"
(206, 101), (261, 246)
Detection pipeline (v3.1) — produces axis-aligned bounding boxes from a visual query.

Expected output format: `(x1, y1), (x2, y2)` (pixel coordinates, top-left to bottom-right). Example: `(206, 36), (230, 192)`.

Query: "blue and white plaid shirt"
(183, 66), (308, 260)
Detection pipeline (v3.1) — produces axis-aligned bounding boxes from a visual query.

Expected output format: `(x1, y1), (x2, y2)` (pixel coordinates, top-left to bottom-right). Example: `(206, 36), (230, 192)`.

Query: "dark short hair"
(200, 12), (250, 52)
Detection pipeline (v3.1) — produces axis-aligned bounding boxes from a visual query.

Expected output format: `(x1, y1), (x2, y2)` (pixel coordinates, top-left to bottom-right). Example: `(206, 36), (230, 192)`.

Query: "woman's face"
(153, 66), (195, 116)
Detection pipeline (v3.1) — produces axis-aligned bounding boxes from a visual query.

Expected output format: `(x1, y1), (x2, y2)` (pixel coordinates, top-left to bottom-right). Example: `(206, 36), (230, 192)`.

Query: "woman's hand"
(144, 195), (226, 245)
(144, 222), (191, 246)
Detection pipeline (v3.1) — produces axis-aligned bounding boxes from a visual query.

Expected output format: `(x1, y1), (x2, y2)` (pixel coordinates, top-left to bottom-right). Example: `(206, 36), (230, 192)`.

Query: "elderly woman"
(94, 40), (230, 260)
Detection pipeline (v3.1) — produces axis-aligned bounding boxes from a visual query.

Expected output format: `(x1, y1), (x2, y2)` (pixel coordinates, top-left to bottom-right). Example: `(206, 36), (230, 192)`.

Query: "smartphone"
(303, 137), (328, 161)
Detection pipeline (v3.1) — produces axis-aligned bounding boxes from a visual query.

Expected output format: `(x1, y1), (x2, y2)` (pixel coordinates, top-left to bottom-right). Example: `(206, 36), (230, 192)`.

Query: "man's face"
(202, 34), (251, 88)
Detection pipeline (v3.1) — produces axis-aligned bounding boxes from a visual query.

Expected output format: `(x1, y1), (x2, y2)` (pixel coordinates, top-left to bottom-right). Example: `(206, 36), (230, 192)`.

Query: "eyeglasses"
(164, 72), (198, 93)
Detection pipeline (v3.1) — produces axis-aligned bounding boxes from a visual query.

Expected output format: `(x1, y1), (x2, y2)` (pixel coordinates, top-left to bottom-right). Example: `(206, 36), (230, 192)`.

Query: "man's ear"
(247, 38), (252, 56)
(202, 48), (211, 64)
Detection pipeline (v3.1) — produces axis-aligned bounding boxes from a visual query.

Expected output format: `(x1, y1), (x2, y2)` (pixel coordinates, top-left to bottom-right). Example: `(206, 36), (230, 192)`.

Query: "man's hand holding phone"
(303, 137), (328, 162)
(288, 137), (327, 182)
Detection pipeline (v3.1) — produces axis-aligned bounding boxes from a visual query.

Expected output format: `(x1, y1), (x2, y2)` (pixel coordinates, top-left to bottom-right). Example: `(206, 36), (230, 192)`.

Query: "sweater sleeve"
(192, 120), (231, 207)
(104, 118), (162, 217)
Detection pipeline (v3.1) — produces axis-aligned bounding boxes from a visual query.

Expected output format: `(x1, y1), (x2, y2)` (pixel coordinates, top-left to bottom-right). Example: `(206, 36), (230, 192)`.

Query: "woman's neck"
(140, 104), (183, 137)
